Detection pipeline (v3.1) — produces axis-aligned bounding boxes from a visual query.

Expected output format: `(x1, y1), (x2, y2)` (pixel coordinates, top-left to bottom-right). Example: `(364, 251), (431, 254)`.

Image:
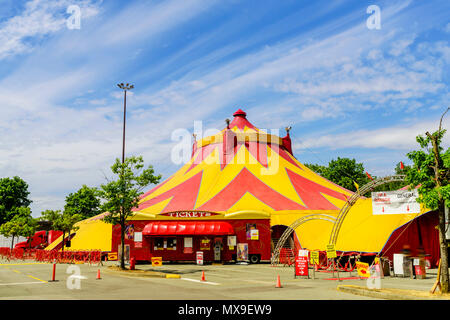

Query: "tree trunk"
(10, 235), (15, 250)
(427, 131), (449, 292)
(438, 202), (449, 292)
(120, 217), (125, 270)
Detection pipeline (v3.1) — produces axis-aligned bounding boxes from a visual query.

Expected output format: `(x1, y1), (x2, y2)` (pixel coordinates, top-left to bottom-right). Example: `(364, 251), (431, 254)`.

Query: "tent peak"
(233, 109), (247, 117)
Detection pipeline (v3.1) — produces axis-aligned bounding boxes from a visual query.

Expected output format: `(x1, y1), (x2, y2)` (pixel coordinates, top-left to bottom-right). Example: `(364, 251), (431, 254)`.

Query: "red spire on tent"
(400, 161), (405, 170)
(366, 172), (374, 181)
(228, 109), (256, 130)
(233, 109), (247, 117)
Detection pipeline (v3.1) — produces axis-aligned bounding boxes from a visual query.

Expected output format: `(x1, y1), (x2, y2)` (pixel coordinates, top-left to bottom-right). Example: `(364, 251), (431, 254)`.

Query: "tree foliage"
(406, 129), (450, 209)
(306, 158), (412, 193)
(64, 185), (101, 220)
(0, 207), (37, 249)
(98, 156), (161, 268)
(305, 157), (370, 192)
(40, 209), (83, 251)
(0, 176), (32, 225)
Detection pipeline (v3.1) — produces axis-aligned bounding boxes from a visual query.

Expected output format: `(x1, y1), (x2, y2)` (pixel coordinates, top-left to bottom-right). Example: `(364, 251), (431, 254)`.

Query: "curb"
(337, 285), (450, 300)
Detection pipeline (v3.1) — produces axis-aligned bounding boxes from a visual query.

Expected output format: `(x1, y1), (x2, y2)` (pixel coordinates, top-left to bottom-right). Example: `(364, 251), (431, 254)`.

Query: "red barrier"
(310, 251), (376, 272)
(0, 248), (102, 264)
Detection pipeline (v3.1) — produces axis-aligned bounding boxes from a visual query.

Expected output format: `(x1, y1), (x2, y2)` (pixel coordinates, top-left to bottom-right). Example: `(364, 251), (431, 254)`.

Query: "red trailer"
(14, 230), (63, 249)
(110, 217), (271, 264)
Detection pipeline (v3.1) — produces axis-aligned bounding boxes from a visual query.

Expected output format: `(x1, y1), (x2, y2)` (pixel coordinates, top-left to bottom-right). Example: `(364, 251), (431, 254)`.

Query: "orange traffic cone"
(201, 270), (206, 281)
(275, 275), (282, 288)
(96, 269), (101, 280)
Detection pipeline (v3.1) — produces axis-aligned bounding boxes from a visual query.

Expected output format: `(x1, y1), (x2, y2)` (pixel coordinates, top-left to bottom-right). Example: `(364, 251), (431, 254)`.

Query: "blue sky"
(0, 0), (448, 217)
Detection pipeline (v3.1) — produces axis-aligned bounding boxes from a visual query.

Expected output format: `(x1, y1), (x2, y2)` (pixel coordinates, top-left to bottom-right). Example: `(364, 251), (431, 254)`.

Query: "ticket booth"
(142, 221), (235, 263)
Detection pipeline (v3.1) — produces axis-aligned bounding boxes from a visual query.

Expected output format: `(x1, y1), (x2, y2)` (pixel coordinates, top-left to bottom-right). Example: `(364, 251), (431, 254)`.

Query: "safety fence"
(0, 247), (102, 264)
(278, 248), (377, 272)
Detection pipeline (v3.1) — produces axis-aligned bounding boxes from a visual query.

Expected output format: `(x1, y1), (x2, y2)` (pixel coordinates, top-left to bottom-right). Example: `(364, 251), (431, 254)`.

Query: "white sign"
(298, 249), (309, 257)
(393, 254), (404, 276)
(196, 251), (204, 265)
(227, 236), (236, 246)
(372, 190), (420, 215)
(134, 232), (142, 242)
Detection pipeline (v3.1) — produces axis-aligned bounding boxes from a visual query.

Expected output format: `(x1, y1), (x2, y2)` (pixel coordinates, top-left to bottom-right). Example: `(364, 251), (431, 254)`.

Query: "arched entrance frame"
(271, 175), (406, 265)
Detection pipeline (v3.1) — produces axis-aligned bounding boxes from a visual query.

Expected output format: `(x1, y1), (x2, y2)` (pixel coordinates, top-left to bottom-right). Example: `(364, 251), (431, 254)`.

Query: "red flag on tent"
(366, 172), (374, 181)
(400, 161), (405, 170)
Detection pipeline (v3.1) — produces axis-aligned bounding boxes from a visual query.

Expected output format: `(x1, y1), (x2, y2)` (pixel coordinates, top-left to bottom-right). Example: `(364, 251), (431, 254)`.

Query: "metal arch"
(271, 214), (337, 265)
(328, 174), (406, 246)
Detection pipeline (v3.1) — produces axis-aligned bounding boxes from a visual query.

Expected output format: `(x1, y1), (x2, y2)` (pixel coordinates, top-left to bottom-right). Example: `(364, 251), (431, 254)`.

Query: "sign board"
(196, 251), (204, 265)
(326, 244), (337, 258)
(250, 229), (259, 240)
(355, 261), (370, 278)
(372, 190), (420, 215)
(393, 254), (405, 276)
(125, 224), (134, 240)
(310, 251), (320, 265)
(237, 243), (249, 262)
(161, 211), (219, 218)
(298, 249), (309, 257)
(107, 252), (118, 261)
(295, 256), (309, 277)
(227, 236), (236, 247)
(151, 257), (162, 267)
(200, 239), (210, 250)
(134, 231), (142, 242)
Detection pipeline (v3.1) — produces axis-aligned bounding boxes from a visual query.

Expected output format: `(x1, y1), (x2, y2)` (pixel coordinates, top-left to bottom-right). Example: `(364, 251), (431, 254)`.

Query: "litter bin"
(413, 257), (426, 279)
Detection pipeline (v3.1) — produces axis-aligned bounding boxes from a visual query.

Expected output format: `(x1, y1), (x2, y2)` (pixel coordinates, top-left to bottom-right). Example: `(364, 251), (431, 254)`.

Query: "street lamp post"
(117, 83), (134, 164)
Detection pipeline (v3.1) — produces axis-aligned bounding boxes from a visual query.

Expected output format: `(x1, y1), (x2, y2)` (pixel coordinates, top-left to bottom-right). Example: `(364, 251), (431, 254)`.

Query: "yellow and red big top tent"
(47, 109), (432, 255)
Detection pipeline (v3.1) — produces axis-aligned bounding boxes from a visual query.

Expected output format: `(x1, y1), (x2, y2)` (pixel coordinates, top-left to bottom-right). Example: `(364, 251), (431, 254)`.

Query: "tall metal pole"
(122, 89), (127, 164)
(117, 83), (134, 164)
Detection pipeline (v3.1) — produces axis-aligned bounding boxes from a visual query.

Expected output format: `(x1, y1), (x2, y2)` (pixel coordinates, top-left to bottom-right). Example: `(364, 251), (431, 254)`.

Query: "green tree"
(98, 156), (161, 269)
(64, 185), (101, 220)
(305, 157), (370, 192)
(0, 176), (32, 225)
(40, 209), (82, 252)
(405, 108), (449, 292)
(0, 207), (36, 249)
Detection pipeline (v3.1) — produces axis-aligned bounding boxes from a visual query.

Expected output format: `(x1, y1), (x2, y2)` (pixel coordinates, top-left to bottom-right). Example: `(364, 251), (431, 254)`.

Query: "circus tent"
(46, 109), (436, 264)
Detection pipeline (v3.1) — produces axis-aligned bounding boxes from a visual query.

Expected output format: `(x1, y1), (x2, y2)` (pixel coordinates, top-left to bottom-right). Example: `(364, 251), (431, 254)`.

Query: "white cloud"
(0, 0), (100, 60)
(295, 118), (450, 151)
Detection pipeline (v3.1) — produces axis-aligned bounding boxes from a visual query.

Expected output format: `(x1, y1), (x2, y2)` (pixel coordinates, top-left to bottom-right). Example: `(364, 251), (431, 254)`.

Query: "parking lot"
(0, 259), (444, 301)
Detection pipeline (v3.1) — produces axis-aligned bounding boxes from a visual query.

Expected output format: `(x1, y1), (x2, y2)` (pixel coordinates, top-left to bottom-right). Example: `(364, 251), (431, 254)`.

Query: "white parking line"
(0, 281), (47, 286)
(181, 278), (220, 285)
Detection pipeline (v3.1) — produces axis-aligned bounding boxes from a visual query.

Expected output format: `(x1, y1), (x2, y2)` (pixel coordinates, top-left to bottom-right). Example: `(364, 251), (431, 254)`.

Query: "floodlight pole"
(117, 83), (134, 164)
